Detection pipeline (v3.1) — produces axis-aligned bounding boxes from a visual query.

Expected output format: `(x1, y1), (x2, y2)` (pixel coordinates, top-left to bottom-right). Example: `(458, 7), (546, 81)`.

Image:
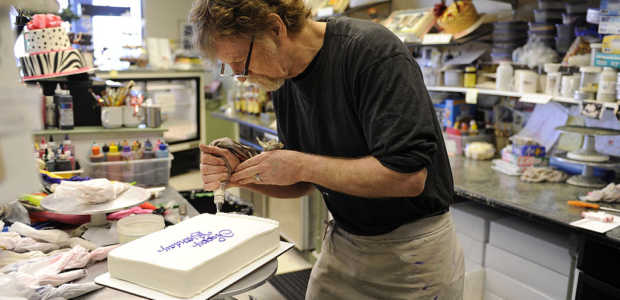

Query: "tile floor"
(170, 170), (314, 300)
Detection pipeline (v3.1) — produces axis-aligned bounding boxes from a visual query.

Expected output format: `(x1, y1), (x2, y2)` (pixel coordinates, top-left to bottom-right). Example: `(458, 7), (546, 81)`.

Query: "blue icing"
(157, 229), (234, 253)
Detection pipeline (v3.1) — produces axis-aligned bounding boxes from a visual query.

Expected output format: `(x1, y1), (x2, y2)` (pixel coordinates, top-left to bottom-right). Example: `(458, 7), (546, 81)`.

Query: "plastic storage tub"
(445, 133), (493, 155)
(117, 214), (165, 244)
(534, 9), (563, 23)
(85, 155), (173, 187)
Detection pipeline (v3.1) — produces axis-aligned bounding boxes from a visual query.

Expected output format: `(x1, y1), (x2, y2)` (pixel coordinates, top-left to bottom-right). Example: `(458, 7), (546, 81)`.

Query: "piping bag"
(208, 138), (282, 213)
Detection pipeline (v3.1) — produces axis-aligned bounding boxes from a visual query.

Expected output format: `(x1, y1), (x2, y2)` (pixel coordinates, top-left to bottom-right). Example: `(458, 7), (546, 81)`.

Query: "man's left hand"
(230, 150), (303, 186)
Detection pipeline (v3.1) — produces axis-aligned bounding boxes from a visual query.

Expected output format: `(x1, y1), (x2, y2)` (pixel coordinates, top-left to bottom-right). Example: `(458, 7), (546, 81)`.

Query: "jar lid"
(580, 66), (602, 73)
(465, 66), (476, 72)
(590, 43), (602, 49)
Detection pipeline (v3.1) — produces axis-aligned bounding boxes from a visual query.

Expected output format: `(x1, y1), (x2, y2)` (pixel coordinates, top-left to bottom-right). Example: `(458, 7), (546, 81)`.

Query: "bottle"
(156, 142), (169, 158)
(496, 61), (513, 91)
(48, 135), (58, 154)
(46, 149), (56, 171)
(62, 135), (75, 157)
(38, 137), (47, 159)
(142, 139), (156, 159)
(55, 89), (74, 130)
(597, 67), (617, 102)
(121, 145), (134, 161)
(44, 94), (56, 129)
(89, 144), (104, 162)
(65, 150), (76, 170)
(102, 144), (110, 161)
(464, 66), (477, 88)
(106, 143), (122, 181)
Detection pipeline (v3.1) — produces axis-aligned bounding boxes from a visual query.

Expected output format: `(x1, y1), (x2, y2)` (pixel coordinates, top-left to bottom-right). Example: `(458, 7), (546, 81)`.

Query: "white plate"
(95, 241), (295, 300)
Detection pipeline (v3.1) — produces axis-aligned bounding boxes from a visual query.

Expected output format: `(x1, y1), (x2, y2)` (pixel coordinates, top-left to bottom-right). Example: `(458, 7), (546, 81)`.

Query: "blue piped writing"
(157, 230), (234, 253)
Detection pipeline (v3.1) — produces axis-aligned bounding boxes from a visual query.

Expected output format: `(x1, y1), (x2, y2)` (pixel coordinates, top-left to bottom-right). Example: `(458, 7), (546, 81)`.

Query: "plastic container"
(445, 133), (493, 155)
(544, 63), (562, 96)
(444, 69), (464, 87)
(117, 214), (165, 244)
(561, 74), (580, 98)
(563, 13), (587, 25)
(555, 24), (575, 40)
(597, 67), (617, 102)
(555, 37), (573, 53)
(565, 2), (589, 14)
(579, 66), (602, 93)
(496, 61), (514, 91)
(534, 9), (563, 23)
(85, 155), (174, 187)
(55, 89), (74, 130)
(538, 0), (564, 10)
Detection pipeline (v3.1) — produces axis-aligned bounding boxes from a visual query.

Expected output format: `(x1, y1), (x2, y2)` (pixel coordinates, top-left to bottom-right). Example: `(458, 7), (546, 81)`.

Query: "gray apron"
(306, 212), (464, 300)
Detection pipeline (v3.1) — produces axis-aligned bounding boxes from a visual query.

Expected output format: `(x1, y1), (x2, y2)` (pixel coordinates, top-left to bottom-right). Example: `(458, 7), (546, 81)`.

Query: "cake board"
(95, 241), (295, 300)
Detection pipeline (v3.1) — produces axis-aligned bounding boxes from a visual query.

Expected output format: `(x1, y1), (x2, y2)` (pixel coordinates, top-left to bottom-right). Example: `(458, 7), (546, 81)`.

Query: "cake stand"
(40, 186), (150, 226)
(552, 125), (620, 188)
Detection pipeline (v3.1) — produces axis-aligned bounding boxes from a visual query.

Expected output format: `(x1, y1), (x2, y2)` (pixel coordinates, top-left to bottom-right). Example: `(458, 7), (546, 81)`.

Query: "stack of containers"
(491, 21), (528, 62)
(485, 217), (574, 300)
(531, 0), (565, 49)
(451, 202), (506, 300)
(556, 2), (590, 53)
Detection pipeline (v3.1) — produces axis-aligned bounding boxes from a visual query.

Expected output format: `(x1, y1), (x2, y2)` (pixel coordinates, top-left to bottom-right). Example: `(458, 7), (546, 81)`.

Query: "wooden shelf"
(32, 126), (167, 136)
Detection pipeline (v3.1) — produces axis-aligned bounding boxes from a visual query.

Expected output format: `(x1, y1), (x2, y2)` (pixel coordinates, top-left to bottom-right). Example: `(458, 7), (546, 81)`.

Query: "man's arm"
(231, 150), (427, 198)
(237, 182), (314, 198)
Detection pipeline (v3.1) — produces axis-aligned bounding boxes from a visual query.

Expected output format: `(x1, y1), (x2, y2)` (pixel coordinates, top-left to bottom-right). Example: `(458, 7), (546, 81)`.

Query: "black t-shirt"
(272, 17), (454, 236)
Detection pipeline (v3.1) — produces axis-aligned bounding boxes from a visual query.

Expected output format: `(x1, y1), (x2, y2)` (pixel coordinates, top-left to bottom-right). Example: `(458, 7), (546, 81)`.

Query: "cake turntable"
(552, 125), (620, 188)
(40, 186), (151, 226)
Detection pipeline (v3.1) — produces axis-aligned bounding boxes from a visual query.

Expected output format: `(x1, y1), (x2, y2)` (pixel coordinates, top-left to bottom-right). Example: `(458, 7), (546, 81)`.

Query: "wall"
(143, 0), (196, 44)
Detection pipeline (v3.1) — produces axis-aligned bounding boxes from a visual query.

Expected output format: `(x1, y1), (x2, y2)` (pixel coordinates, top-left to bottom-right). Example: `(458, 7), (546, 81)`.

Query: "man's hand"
(231, 150), (303, 186)
(199, 144), (241, 190)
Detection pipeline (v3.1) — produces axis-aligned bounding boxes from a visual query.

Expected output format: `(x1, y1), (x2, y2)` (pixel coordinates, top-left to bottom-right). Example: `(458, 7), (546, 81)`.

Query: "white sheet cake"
(108, 213), (280, 298)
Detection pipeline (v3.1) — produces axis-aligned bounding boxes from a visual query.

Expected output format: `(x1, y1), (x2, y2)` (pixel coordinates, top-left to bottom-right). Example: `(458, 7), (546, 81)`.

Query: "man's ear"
(266, 13), (287, 43)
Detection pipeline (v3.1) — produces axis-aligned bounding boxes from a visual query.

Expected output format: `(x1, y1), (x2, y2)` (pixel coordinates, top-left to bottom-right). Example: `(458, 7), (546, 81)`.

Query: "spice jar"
(464, 66), (477, 88)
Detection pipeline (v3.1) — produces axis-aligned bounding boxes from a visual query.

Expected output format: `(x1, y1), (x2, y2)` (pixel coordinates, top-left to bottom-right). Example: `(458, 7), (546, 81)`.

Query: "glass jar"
(579, 66), (602, 93)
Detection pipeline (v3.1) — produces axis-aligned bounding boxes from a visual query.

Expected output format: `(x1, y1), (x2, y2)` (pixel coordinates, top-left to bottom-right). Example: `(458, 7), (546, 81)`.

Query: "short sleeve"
(354, 54), (439, 173)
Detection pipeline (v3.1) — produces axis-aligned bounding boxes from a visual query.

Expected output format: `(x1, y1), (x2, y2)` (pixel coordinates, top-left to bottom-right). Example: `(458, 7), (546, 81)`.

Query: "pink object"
(581, 211), (614, 223)
(107, 207), (153, 220)
(27, 14), (62, 30)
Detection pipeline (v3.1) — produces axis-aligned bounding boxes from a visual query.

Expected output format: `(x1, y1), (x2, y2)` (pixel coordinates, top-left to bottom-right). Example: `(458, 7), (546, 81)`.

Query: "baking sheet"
(95, 241), (294, 300)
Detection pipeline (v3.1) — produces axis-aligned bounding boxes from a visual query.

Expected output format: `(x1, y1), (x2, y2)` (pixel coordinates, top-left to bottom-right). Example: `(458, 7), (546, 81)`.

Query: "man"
(191, 0), (464, 298)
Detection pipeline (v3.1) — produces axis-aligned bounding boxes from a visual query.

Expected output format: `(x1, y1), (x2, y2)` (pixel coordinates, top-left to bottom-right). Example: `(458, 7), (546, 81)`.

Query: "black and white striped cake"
(21, 26), (89, 80)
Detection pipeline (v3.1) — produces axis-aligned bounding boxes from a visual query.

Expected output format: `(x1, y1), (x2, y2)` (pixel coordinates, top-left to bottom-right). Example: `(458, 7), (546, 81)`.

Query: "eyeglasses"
(219, 36), (254, 79)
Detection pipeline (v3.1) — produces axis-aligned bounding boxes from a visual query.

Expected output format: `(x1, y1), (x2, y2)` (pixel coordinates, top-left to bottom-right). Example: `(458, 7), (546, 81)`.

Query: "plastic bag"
(513, 39), (559, 69)
(52, 178), (130, 204)
(9, 222), (70, 245)
(36, 282), (103, 300)
(0, 273), (34, 299)
(0, 200), (30, 225)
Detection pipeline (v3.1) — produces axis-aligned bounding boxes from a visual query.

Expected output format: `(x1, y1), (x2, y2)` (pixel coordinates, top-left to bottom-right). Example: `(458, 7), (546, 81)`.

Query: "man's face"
(214, 36), (286, 91)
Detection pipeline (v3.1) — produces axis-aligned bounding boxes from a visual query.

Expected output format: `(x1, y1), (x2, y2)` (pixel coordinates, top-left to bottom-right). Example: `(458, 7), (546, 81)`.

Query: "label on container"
(599, 16), (620, 34)
(465, 89), (478, 104)
(422, 33), (453, 45)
